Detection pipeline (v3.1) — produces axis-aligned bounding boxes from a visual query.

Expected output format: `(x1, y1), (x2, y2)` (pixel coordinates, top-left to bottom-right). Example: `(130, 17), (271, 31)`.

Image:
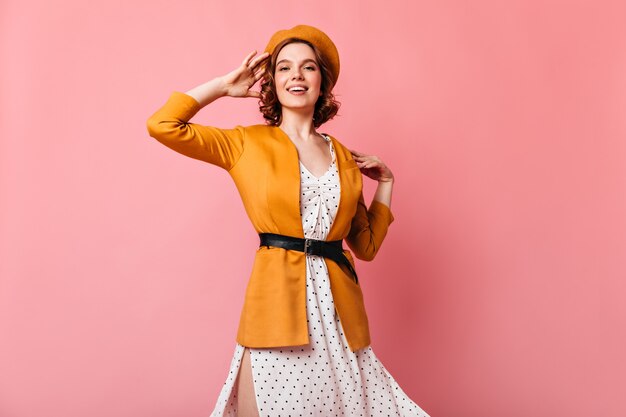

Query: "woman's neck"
(278, 108), (317, 141)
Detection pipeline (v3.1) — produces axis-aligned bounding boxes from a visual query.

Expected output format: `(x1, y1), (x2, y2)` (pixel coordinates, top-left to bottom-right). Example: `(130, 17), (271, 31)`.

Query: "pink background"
(1, 1), (625, 416)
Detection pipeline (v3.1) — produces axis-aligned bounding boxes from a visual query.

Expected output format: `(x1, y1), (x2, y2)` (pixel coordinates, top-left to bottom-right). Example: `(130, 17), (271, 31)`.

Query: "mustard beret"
(264, 24), (340, 86)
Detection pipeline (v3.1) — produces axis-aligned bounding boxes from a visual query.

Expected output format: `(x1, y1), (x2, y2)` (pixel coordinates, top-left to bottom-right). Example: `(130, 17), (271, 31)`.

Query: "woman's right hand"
(221, 50), (270, 98)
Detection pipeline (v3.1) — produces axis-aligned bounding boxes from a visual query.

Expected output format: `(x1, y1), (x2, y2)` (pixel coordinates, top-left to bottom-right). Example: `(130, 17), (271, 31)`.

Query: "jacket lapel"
(326, 135), (362, 241)
(269, 127), (306, 238)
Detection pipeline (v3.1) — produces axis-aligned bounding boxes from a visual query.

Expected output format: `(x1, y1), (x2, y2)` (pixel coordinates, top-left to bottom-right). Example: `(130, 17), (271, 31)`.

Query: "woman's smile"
(287, 85), (308, 95)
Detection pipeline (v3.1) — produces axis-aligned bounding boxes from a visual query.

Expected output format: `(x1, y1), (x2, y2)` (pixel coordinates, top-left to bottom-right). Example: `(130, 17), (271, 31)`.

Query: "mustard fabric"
(146, 92), (395, 352)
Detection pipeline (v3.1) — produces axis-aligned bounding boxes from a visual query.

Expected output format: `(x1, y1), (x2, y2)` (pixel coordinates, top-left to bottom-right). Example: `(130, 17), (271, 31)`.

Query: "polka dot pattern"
(210, 135), (430, 416)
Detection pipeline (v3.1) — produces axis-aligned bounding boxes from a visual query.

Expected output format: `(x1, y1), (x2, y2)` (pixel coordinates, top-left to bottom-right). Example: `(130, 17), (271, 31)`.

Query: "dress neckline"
(273, 127), (335, 180)
(299, 135), (335, 180)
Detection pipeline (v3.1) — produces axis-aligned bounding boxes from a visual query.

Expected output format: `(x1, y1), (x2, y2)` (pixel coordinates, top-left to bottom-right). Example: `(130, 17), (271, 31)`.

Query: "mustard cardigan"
(146, 91), (395, 352)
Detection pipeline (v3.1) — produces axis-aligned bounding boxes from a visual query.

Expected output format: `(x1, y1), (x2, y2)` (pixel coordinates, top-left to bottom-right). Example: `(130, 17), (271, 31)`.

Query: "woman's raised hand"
(221, 50), (270, 98)
(350, 150), (395, 183)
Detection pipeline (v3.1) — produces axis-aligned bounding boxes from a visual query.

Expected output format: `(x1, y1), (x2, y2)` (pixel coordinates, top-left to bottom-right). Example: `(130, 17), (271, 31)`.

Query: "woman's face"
(274, 42), (322, 113)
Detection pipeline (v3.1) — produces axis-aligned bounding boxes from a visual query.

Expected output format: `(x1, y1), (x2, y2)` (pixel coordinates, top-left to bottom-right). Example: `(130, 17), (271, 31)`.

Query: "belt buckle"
(304, 238), (315, 255)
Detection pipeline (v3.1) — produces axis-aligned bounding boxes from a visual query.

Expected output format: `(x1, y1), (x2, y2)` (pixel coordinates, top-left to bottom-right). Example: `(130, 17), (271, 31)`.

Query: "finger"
(253, 67), (265, 80)
(362, 157), (380, 165)
(242, 50), (257, 67)
(246, 90), (262, 98)
(249, 52), (270, 69)
(248, 54), (269, 73)
(362, 160), (380, 169)
(250, 51), (269, 64)
(354, 155), (370, 162)
(354, 155), (373, 163)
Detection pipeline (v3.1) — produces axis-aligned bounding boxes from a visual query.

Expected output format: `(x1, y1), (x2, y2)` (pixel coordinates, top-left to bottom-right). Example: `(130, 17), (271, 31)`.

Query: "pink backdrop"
(1, 1), (625, 416)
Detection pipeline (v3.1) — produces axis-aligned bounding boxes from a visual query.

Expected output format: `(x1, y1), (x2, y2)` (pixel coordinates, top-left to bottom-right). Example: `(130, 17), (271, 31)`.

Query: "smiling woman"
(259, 37), (340, 129)
(146, 24), (430, 417)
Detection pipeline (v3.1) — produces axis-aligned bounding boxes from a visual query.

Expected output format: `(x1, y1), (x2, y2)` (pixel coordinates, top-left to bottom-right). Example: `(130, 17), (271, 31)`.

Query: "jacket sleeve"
(146, 91), (244, 171)
(345, 194), (395, 261)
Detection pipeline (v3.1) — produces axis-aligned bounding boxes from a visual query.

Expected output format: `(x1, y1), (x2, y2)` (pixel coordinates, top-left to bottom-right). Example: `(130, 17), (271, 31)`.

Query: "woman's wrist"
(215, 76), (231, 97)
(373, 179), (394, 207)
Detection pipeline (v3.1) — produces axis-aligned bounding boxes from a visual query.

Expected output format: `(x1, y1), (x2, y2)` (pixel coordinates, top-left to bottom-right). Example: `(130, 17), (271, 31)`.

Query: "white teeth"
(289, 87), (306, 92)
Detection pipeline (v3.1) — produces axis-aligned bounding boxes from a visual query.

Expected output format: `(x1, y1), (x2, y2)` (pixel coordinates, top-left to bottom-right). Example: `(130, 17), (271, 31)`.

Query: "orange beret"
(264, 24), (340, 86)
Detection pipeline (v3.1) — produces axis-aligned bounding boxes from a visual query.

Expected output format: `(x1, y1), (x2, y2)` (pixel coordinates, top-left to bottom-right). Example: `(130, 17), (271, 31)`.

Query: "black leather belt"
(259, 233), (359, 285)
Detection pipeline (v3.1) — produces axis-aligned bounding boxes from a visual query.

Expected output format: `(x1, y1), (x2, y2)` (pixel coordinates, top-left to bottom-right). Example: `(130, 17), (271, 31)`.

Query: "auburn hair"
(259, 38), (340, 128)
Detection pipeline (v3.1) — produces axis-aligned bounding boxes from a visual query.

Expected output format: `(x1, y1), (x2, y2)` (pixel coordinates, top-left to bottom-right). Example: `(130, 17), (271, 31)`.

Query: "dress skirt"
(210, 135), (430, 416)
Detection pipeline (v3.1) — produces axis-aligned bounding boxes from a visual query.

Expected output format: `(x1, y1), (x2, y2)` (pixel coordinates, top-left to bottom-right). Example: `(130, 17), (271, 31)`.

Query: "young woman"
(147, 24), (430, 417)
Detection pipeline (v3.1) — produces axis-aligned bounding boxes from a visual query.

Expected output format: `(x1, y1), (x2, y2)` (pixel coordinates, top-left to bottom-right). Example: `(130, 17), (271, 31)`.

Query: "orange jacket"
(146, 91), (395, 352)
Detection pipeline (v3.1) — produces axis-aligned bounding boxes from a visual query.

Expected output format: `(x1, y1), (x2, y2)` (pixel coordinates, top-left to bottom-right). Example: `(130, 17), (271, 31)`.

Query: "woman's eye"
(305, 66), (316, 70)
(278, 67), (289, 71)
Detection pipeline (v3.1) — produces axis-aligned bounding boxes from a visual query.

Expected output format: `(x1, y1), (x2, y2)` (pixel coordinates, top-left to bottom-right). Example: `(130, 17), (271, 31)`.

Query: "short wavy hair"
(259, 38), (340, 128)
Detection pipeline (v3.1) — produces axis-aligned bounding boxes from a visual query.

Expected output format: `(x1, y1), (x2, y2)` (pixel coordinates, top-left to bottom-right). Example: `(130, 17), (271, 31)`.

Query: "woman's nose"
(291, 69), (304, 79)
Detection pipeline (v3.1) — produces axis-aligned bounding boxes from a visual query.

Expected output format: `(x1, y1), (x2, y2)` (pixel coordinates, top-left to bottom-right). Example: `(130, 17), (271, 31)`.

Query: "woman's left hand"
(350, 150), (394, 183)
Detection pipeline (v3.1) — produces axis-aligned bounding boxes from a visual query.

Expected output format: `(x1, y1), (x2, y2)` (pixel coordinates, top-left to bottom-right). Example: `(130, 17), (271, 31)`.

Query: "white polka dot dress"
(210, 135), (430, 416)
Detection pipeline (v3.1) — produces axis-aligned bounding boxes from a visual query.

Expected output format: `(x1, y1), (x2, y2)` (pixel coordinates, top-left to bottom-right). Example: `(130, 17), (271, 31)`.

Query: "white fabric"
(210, 135), (430, 416)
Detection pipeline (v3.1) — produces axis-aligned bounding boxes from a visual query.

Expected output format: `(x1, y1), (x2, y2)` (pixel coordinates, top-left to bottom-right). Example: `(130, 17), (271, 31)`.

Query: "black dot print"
(209, 135), (430, 417)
